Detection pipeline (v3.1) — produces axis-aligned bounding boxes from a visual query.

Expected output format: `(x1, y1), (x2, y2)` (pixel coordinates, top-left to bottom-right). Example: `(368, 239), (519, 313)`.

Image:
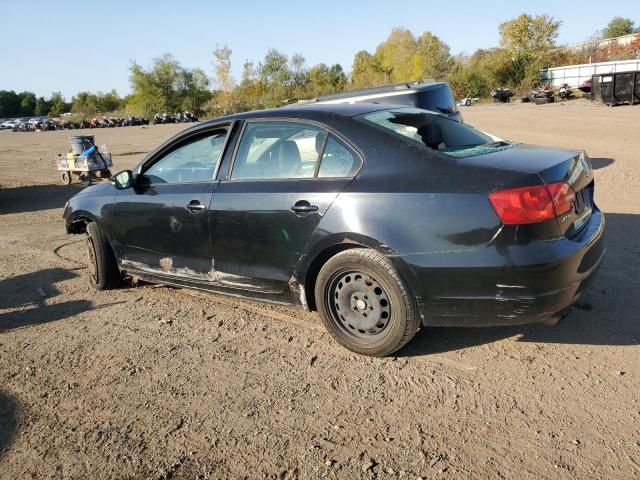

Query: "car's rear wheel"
(85, 222), (121, 290)
(315, 248), (420, 356)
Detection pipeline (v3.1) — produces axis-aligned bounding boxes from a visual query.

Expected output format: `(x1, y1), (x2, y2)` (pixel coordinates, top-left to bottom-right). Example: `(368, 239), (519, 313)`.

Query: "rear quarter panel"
(296, 127), (541, 311)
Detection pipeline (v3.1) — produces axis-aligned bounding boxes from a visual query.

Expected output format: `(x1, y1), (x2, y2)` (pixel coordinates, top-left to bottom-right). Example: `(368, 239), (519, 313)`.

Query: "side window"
(143, 130), (227, 184)
(318, 135), (359, 178)
(231, 122), (325, 180)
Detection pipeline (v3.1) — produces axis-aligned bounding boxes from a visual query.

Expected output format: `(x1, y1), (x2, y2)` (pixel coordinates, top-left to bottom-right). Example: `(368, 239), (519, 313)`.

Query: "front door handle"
(186, 200), (206, 212)
(291, 200), (319, 214)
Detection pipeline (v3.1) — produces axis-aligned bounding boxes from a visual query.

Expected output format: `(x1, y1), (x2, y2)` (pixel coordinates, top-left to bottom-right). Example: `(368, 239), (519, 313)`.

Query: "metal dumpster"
(591, 71), (640, 106)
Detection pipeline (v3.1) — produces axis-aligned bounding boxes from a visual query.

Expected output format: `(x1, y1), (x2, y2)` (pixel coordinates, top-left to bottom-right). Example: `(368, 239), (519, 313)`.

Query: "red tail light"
(489, 182), (575, 225)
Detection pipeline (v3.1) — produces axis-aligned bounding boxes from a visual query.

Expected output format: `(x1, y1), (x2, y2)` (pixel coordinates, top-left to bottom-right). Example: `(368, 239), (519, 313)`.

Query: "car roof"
(198, 102), (398, 127)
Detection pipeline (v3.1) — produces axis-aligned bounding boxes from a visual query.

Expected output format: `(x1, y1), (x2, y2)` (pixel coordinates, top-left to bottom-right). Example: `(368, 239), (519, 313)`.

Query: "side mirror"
(111, 170), (134, 189)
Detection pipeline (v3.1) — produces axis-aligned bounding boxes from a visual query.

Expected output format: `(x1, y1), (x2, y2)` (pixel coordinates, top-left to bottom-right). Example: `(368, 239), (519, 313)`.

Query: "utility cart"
(55, 135), (113, 185)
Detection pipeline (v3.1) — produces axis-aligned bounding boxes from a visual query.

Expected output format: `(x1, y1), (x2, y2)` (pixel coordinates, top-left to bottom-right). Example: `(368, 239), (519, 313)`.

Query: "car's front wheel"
(85, 222), (121, 290)
(315, 248), (420, 356)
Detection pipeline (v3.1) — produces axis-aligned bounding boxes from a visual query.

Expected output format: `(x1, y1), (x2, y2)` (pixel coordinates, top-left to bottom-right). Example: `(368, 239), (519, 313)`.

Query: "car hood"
(72, 181), (114, 197)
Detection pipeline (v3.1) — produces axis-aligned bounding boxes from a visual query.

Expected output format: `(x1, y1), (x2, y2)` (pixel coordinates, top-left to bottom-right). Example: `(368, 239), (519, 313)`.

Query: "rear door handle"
(291, 200), (318, 214)
(186, 200), (206, 212)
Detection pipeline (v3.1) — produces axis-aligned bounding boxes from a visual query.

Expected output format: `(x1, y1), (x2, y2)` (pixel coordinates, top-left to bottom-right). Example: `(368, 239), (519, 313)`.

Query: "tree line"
(1, 15), (637, 119)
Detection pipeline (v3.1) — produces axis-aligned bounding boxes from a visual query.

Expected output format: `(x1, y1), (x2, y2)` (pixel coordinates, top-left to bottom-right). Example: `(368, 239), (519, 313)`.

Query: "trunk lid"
(455, 143), (594, 237)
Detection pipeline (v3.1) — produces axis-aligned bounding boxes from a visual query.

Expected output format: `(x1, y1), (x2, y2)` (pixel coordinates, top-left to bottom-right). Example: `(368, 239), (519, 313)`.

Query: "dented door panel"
(210, 178), (352, 293)
(113, 182), (217, 278)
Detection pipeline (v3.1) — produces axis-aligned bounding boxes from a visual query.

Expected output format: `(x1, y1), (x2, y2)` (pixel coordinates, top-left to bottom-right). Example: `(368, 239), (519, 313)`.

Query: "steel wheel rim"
(327, 270), (391, 340)
(86, 236), (98, 282)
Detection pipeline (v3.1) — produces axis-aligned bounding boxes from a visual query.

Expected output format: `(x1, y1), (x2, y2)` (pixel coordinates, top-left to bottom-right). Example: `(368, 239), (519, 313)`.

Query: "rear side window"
(318, 136), (359, 178)
(231, 122), (324, 180)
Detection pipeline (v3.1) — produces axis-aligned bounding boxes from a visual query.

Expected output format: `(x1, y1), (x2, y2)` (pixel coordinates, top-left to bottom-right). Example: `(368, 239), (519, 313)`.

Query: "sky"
(1, 0), (638, 99)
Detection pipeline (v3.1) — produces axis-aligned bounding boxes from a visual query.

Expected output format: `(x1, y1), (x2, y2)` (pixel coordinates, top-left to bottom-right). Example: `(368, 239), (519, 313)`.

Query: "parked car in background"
(64, 103), (604, 356)
(491, 87), (513, 103)
(578, 79), (592, 93)
(458, 97), (479, 106)
(296, 81), (463, 122)
(1, 119), (19, 130)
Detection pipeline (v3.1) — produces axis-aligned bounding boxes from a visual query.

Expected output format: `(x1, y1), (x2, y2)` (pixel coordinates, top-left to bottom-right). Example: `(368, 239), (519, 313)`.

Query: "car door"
(210, 120), (362, 295)
(112, 125), (230, 281)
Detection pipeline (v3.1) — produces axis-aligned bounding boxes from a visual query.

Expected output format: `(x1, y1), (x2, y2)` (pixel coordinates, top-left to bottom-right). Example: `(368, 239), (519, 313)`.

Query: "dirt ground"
(1, 101), (639, 479)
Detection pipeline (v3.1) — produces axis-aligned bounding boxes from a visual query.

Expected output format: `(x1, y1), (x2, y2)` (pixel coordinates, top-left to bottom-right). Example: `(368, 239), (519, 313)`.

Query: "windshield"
(358, 108), (514, 158)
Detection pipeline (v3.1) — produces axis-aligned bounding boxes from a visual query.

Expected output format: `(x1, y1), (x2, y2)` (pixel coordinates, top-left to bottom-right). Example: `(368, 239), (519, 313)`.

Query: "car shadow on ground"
(400, 212), (640, 357)
(0, 267), (93, 333)
(0, 184), (85, 215)
(0, 391), (18, 459)
(589, 157), (614, 170)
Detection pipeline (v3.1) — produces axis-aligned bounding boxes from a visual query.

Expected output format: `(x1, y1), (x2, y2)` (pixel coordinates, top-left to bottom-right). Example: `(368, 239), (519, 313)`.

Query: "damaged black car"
(64, 103), (605, 356)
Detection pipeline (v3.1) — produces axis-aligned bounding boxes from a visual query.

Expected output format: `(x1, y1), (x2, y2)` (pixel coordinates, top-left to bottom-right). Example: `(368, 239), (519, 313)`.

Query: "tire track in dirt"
(52, 239), (86, 268)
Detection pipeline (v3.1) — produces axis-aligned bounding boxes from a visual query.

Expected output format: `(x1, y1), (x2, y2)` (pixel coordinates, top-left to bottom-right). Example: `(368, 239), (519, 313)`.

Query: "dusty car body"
(64, 103), (605, 355)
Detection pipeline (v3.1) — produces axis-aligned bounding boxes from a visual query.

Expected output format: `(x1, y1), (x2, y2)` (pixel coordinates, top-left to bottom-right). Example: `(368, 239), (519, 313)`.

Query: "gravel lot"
(1, 101), (639, 479)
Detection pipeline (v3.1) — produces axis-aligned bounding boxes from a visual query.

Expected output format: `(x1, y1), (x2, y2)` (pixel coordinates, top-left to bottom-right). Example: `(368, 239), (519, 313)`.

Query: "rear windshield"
(417, 85), (457, 115)
(358, 108), (514, 158)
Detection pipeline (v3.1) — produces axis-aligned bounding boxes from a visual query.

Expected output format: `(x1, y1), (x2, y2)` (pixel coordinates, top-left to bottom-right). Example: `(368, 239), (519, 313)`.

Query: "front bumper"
(402, 208), (605, 327)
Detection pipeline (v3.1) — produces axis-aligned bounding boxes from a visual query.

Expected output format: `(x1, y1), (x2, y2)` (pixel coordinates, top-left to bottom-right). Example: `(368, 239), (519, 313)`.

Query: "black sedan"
(64, 103), (605, 356)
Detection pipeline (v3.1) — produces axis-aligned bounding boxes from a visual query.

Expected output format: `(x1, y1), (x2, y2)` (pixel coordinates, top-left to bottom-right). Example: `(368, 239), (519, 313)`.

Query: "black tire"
(79, 173), (91, 185)
(97, 168), (112, 179)
(315, 248), (420, 356)
(61, 171), (71, 185)
(85, 222), (121, 290)
(465, 99), (471, 106)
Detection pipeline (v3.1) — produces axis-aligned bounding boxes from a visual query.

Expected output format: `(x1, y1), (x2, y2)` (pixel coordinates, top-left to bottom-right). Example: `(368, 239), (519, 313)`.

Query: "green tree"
(258, 49), (294, 107)
(152, 54), (187, 112)
(72, 91), (98, 116)
(182, 68), (211, 114)
(48, 92), (68, 117)
(349, 28), (452, 88)
(128, 62), (165, 115)
(71, 90), (123, 116)
(375, 27), (417, 82)
(232, 60), (264, 112)
(602, 17), (635, 38)
(18, 91), (36, 116)
(447, 60), (490, 98)
(98, 89), (123, 112)
(498, 14), (561, 88)
(34, 96), (51, 116)
(306, 63), (346, 97)
(0, 90), (20, 117)
(127, 54), (200, 116)
(412, 32), (452, 80)
(212, 45), (235, 114)
(350, 51), (387, 88)
(290, 53), (308, 91)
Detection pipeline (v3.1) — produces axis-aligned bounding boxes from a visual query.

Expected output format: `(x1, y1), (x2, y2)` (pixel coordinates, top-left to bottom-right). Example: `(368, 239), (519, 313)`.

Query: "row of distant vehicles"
(0, 111), (199, 132)
(1, 79), (593, 133)
(485, 80), (592, 105)
(1, 116), (149, 131)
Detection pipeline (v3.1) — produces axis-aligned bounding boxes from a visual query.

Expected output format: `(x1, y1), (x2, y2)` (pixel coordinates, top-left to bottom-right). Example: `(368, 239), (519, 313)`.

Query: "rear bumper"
(401, 208), (605, 327)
